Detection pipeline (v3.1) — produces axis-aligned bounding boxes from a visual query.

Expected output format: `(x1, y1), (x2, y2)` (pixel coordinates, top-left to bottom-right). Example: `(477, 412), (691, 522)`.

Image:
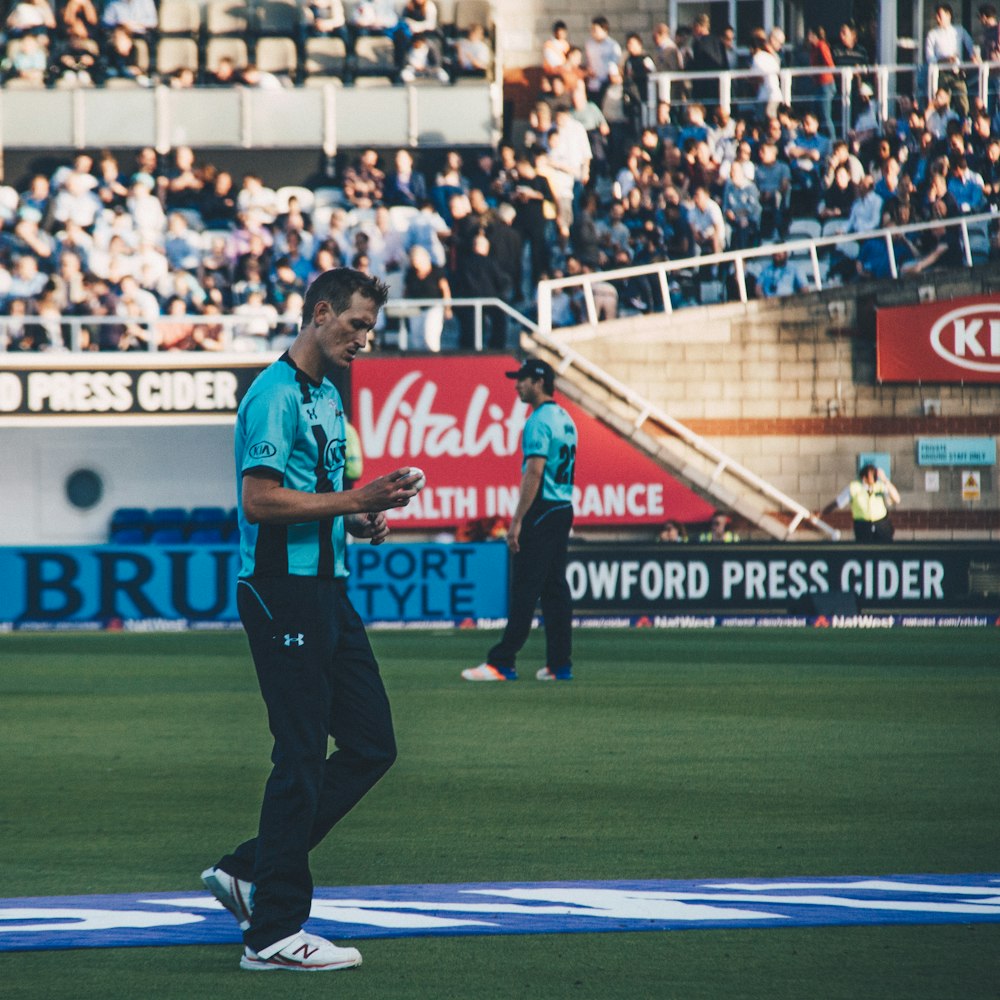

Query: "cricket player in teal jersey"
(202, 268), (422, 972)
(463, 358), (578, 682)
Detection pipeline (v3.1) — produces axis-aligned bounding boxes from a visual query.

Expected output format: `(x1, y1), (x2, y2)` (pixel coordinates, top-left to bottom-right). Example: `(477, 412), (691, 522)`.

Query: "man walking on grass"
(463, 359), (578, 682)
(201, 268), (422, 972)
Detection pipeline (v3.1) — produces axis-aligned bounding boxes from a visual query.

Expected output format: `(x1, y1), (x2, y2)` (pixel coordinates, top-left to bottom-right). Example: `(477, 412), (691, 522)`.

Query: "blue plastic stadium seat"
(149, 528), (186, 545)
(110, 527), (148, 545)
(188, 527), (225, 544)
(190, 506), (228, 531)
(150, 507), (188, 532)
(110, 506), (151, 531)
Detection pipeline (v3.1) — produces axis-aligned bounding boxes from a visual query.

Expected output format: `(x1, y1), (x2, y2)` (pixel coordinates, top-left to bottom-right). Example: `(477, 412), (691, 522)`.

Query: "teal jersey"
(522, 400), (577, 504)
(235, 353), (348, 578)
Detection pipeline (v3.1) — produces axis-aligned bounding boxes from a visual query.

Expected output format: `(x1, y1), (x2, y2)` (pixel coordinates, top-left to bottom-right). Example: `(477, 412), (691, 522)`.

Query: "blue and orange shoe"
(461, 663), (518, 681)
(536, 666), (573, 681)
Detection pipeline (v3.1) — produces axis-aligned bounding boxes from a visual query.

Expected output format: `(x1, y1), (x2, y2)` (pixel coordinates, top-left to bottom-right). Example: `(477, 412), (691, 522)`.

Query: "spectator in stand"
(651, 22), (682, 73)
(849, 82), (880, 158)
(307, 0), (351, 57)
(621, 33), (656, 142)
(686, 184), (725, 257)
(402, 244), (450, 351)
(980, 136), (1000, 205)
(542, 20), (570, 84)
(549, 105), (592, 194)
(925, 4), (976, 115)
(925, 85), (961, 139)
(94, 151), (128, 211)
(384, 148), (427, 207)
(947, 153), (988, 212)
(431, 150), (469, 223)
(756, 251), (808, 298)
(511, 152), (556, 286)
(207, 54), (240, 85)
(584, 16), (622, 111)
(750, 28), (782, 122)
(161, 213), (201, 274)
(395, 0), (442, 78)
(52, 171), (102, 230)
(100, 0), (156, 36)
(100, 25), (147, 85)
(399, 34), (449, 83)
(688, 13), (728, 107)
(722, 160), (761, 249)
(452, 228), (506, 349)
(162, 145), (204, 219)
(787, 111), (831, 211)
(832, 21), (869, 122)
(343, 148), (385, 209)
(200, 169), (238, 228)
(486, 201), (523, 302)
(807, 26), (837, 139)
(845, 173), (883, 233)
(819, 162), (859, 228)
(5, 0), (55, 41)
(456, 23), (491, 77)
(755, 140), (791, 239)
(50, 12), (101, 86)
(6, 32), (47, 85)
(349, 0), (399, 61)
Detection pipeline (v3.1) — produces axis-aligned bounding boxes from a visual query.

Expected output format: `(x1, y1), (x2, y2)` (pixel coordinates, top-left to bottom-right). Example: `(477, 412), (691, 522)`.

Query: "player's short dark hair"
(303, 267), (389, 325)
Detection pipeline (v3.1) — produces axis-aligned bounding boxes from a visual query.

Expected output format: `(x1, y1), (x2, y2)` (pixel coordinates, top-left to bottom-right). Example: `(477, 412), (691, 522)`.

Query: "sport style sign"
(877, 294), (1000, 382)
(352, 356), (715, 528)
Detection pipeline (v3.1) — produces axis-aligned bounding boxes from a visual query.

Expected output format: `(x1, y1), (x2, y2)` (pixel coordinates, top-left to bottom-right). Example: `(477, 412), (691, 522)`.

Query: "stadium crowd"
(0, 0), (493, 86)
(3, 3), (1000, 352)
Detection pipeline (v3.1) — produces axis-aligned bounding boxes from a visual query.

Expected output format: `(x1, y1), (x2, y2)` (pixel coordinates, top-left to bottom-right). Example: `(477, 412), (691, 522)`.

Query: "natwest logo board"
(352, 356), (715, 528)
(877, 294), (1000, 382)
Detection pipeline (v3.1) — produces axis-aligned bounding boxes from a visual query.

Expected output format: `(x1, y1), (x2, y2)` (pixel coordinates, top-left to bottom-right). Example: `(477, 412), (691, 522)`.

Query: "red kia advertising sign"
(352, 356), (715, 528)
(877, 294), (1000, 383)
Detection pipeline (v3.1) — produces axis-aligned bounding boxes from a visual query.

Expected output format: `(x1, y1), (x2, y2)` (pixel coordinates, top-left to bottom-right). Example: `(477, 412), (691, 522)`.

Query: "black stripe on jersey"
(253, 474), (290, 575)
(310, 424), (336, 578)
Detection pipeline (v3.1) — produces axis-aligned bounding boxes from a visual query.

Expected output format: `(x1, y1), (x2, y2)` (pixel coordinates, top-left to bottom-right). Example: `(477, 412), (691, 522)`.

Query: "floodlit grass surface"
(2, 629), (999, 999)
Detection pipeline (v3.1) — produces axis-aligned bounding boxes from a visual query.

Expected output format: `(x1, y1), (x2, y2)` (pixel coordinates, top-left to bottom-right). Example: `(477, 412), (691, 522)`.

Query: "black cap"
(505, 359), (555, 381)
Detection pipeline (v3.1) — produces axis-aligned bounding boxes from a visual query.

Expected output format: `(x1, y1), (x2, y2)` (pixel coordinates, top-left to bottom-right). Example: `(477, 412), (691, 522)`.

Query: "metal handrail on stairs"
(521, 325), (842, 542)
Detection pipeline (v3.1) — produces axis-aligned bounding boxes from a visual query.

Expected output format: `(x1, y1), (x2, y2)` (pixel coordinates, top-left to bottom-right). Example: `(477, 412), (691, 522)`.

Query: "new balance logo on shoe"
(283, 633), (305, 647)
(294, 943), (319, 960)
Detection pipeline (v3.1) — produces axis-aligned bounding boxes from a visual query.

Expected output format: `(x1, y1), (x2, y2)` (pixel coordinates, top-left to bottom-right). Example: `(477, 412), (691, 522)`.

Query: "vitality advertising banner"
(0, 360), (268, 419)
(352, 355), (715, 528)
(0, 542), (508, 628)
(876, 294), (1000, 383)
(566, 544), (1000, 613)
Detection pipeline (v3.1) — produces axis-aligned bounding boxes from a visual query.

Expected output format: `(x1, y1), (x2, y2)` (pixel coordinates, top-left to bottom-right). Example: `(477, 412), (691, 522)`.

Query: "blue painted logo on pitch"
(1, 874), (998, 952)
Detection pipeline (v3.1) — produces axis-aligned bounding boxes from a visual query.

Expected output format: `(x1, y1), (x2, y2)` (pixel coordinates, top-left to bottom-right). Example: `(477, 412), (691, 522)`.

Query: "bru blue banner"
(0, 543), (508, 628)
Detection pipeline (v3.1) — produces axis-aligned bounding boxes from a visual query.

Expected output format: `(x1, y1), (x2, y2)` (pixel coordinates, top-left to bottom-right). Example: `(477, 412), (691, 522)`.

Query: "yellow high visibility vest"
(848, 480), (890, 522)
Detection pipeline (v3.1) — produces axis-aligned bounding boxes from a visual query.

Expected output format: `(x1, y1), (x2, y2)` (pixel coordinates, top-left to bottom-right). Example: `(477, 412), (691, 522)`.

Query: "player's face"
(315, 291), (378, 369)
(515, 375), (544, 405)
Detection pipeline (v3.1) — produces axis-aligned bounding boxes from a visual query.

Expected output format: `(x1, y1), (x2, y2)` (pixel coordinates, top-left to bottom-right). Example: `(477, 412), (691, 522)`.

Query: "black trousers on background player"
(488, 502), (574, 672)
(217, 575), (396, 954)
(853, 516), (894, 543)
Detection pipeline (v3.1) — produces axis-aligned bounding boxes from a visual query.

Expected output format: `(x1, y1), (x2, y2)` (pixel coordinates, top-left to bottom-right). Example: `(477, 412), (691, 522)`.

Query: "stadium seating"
(107, 505), (238, 544)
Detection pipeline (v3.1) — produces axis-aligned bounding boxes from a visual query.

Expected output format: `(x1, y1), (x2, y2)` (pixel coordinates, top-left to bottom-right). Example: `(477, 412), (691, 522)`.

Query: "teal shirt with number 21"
(522, 400), (577, 504)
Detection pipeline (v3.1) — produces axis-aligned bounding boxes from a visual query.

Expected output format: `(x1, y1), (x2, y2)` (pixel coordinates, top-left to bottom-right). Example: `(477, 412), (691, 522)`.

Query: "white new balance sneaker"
(461, 663), (518, 681)
(240, 931), (363, 972)
(201, 866), (254, 930)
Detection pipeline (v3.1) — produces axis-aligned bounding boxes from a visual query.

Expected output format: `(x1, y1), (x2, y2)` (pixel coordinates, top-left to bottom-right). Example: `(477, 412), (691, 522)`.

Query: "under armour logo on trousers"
(283, 633), (305, 646)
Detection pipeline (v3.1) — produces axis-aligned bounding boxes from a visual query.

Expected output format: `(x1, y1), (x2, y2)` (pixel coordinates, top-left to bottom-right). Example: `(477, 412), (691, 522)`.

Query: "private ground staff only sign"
(877, 294), (1000, 382)
(352, 355), (715, 528)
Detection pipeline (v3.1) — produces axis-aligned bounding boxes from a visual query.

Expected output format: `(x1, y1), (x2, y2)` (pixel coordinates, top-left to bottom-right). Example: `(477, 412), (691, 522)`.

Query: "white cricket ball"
(407, 467), (427, 492)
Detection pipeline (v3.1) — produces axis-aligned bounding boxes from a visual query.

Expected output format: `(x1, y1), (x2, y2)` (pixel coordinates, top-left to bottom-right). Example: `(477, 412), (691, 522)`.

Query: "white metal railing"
(650, 59), (1000, 136)
(535, 210), (996, 335)
(0, 297), (537, 354)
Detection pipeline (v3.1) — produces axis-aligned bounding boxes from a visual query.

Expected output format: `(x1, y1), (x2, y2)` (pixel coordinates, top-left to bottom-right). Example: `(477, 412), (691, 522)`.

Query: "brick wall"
(557, 266), (1000, 540)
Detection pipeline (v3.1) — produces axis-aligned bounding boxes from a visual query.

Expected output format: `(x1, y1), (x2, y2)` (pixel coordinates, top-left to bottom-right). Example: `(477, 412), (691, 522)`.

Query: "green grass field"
(2, 628), (999, 999)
